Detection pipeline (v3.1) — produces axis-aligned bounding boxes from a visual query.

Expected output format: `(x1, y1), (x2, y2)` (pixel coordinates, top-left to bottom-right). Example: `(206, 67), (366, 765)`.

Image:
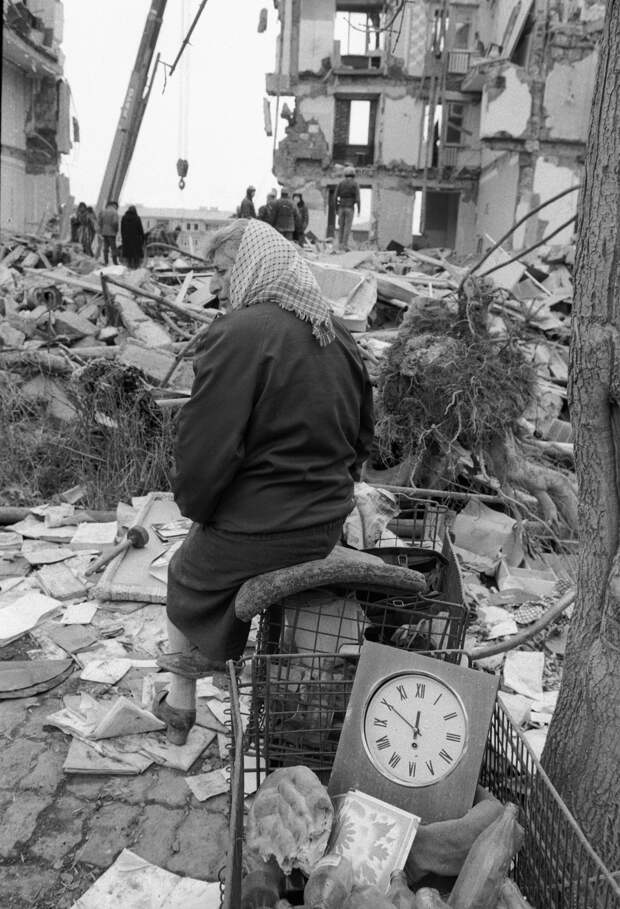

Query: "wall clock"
(328, 641), (499, 822)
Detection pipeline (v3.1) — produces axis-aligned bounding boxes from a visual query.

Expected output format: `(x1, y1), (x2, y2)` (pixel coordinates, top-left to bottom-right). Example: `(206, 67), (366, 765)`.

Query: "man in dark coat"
(292, 192), (309, 245)
(120, 205), (145, 268)
(154, 219), (374, 744)
(267, 189), (301, 241)
(335, 166), (361, 251)
(237, 185), (257, 218)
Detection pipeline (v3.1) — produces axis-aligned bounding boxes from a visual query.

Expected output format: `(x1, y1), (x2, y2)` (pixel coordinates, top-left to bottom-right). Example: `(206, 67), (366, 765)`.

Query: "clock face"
(362, 671), (469, 787)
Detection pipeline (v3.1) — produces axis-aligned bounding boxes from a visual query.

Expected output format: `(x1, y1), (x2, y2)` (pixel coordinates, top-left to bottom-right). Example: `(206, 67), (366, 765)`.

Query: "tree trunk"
(541, 3), (620, 869)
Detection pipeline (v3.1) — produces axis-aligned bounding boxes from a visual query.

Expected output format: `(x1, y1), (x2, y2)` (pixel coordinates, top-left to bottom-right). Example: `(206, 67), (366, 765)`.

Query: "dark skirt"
(166, 519), (343, 661)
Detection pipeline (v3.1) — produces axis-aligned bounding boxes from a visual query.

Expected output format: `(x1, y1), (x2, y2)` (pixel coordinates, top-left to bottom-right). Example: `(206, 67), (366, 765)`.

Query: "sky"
(61, 0), (283, 213)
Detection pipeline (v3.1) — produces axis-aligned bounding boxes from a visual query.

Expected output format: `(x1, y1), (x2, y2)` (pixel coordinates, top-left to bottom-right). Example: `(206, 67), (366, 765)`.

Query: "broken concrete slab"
(54, 309), (96, 339)
(0, 322), (26, 348)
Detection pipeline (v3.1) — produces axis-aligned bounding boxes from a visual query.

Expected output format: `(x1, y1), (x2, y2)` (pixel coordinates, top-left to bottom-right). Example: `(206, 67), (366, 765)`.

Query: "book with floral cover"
(327, 789), (420, 892)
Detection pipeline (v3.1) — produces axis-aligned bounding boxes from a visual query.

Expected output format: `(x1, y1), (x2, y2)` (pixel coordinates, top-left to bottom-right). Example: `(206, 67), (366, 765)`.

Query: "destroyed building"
(266, 0), (605, 252)
(1, 0), (72, 235)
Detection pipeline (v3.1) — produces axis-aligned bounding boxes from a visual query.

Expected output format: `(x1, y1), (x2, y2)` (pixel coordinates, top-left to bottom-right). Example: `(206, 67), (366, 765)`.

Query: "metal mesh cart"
(222, 657), (620, 909)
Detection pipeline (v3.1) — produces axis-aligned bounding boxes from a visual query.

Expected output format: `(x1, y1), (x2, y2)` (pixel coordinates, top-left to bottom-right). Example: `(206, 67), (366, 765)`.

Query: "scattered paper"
(70, 849), (221, 908)
(185, 768), (229, 802)
(0, 591), (61, 644)
(62, 602), (98, 624)
(92, 696), (165, 739)
(7, 515), (75, 543)
(21, 541), (75, 566)
(498, 691), (532, 727)
(522, 727), (548, 760)
(70, 521), (118, 553)
(140, 726), (216, 771)
(80, 658), (132, 684)
(196, 676), (226, 700)
(148, 541), (182, 584)
(503, 650), (545, 700)
(63, 738), (152, 775)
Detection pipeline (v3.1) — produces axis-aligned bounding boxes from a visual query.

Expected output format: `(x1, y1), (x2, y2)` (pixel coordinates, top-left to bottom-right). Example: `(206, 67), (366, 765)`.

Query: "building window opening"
(334, 96), (378, 166)
(353, 187), (372, 229)
(412, 191), (423, 236)
(446, 103), (464, 145)
(431, 9), (448, 55)
(335, 11), (383, 56)
(349, 100), (372, 145)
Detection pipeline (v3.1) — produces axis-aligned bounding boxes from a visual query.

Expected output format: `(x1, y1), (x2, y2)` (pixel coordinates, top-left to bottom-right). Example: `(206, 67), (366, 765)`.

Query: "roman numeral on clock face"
(446, 732), (461, 742)
(444, 711), (458, 721)
(376, 735), (391, 750)
(409, 761), (416, 777)
(397, 684), (408, 701)
(426, 759), (435, 776)
(439, 748), (453, 764)
(415, 683), (426, 698)
(388, 752), (401, 769)
(373, 717), (388, 727)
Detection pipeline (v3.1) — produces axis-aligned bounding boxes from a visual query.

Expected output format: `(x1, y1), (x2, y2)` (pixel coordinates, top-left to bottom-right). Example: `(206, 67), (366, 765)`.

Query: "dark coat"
(172, 302), (374, 533)
(120, 210), (145, 260)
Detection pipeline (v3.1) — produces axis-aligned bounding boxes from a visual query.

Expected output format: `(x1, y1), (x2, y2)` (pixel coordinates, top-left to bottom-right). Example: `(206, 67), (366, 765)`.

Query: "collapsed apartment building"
(1, 0), (72, 235)
(266, 0), (605, 252)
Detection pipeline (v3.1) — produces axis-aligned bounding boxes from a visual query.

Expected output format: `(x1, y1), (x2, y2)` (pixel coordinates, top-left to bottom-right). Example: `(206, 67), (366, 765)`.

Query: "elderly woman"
(154, 219), (374, 743)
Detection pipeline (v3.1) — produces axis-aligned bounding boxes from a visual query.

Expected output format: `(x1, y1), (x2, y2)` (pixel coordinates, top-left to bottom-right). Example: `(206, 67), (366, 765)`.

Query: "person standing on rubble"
(237, 185), (257, 219)
(75, 202), (96, 257)
(267, 189), (301, 241)
(120, 205), (145, 269)
(335, 166), (361, 252)
(154, 218), (374, 744)
(292, 192), (309, 246)
(98, 200), (119, 266)
(258, 189), (277, 222)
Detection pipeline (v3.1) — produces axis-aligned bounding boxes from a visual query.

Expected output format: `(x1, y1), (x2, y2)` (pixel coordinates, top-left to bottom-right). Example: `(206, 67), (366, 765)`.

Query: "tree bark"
(541, 2), (620, 869)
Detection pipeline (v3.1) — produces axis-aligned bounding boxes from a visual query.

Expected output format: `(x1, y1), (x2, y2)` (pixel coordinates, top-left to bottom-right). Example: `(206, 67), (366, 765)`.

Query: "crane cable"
(176, 0), (191, 189)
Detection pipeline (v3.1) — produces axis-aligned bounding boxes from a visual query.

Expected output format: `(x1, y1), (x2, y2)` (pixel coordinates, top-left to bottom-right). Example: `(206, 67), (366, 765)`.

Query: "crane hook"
(176, 158), (189, 191)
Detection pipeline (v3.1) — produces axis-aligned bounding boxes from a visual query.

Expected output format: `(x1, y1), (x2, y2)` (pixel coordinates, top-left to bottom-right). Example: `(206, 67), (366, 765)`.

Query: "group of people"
(235, 166), (361, 251)
(237, 185), (309, 245)
(70, 200), (146, 268)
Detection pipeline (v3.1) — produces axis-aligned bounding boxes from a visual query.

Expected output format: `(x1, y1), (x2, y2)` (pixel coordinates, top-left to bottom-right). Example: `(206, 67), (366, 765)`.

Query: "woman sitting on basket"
(154, 218), (374, 743)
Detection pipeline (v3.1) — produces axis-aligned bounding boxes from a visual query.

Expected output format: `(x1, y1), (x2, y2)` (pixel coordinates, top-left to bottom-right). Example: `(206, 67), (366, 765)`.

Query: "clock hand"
(412, 710), (422, 738)
(385, 702), (417, 734)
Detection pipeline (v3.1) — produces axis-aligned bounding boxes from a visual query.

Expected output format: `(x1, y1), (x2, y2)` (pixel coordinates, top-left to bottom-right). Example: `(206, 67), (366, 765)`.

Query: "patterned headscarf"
(229, 220), (335, 346)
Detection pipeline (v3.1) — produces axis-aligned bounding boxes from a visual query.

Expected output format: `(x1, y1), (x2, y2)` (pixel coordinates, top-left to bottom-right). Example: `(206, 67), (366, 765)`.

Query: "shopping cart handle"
(234, 545), (426, 622)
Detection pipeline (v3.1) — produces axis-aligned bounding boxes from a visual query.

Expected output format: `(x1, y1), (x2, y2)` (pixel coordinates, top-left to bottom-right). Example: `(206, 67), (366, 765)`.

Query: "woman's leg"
(165, 618), (197, 711)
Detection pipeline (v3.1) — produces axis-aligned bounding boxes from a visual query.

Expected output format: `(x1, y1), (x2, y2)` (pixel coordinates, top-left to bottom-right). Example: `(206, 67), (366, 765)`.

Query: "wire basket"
(378, 495), (449, 551)
(257, 591), (468, 663)
(222, 659), (620, 909)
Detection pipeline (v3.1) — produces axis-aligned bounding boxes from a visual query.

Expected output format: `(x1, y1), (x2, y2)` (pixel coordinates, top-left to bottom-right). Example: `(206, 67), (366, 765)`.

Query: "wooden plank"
(93, 492), (181, 603)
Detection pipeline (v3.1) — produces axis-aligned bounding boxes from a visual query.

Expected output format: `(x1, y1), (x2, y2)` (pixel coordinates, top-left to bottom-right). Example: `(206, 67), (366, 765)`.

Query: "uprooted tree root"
(373, 288), (578, 535)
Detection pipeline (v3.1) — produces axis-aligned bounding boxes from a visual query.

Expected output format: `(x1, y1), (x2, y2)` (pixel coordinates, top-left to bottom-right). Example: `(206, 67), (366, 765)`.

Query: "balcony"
(332, 42), (384, 75)
(332, 143), (374, 166)
(448, 50), (472, 74)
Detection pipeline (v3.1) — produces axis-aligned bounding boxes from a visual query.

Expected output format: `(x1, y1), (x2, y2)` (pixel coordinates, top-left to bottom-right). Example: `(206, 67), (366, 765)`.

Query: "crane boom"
(96, 0), (168, 212)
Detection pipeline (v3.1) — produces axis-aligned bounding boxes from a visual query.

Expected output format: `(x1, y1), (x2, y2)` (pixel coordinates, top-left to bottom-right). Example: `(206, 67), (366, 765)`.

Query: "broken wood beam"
(22, 266), (101, 294)
(103, 275), (215, 325)
(0, 350), (73, 376)
(0, 507), (117, 526)
(145, 241), (211, 265)
(368, 483), (505, 504)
